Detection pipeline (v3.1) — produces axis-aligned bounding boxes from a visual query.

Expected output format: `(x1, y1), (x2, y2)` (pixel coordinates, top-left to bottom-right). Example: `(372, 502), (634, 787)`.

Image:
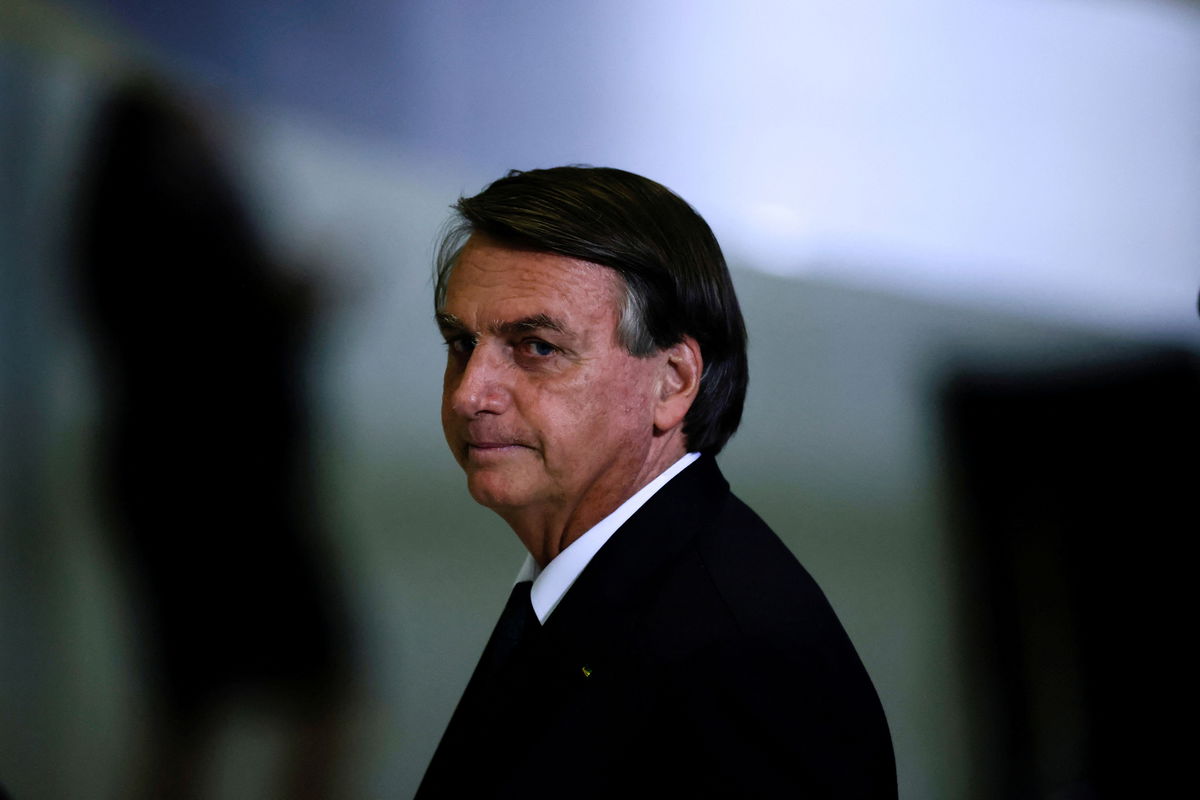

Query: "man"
(417, 166), (895, 798)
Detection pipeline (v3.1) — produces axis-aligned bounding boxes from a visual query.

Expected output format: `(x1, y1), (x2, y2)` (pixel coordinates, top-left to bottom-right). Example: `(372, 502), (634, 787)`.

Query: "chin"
(465, 469), (533, 512)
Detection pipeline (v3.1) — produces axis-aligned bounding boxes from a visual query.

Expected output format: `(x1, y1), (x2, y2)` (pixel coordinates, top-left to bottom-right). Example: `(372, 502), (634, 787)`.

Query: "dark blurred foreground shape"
(73, 77), (354, 800)
(942, 348), (1198, 800)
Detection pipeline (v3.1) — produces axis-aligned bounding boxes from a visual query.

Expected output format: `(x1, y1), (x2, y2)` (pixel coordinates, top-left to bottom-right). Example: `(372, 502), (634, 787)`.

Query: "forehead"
(444, 236), (624, 324)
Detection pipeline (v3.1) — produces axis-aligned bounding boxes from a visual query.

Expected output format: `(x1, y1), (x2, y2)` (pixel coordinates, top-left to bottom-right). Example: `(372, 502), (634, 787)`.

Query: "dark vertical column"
(942, 350), (1200, 800)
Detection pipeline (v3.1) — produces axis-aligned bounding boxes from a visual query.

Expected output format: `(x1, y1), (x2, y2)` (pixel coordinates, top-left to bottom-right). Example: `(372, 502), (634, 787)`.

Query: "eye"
(521, 339), (557, 357)
(444, 336), (476, 357)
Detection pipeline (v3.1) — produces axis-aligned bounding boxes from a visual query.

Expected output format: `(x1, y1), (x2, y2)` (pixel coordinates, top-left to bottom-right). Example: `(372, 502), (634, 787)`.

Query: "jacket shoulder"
(645, 486), (858, 666)
(628, 470), (897, 798)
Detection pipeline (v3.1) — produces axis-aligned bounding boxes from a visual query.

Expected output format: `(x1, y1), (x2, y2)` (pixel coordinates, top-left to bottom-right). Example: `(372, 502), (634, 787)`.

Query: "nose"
(446, 342), (511, 418)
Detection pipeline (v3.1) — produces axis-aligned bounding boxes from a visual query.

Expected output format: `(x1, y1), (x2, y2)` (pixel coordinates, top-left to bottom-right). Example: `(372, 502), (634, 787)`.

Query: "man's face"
(438, 236), (663, 533)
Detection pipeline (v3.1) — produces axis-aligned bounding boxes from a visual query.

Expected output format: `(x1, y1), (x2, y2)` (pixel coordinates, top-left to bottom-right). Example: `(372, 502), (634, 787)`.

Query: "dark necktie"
(416, 581), (540, 798)
(469, 579), (538, 688)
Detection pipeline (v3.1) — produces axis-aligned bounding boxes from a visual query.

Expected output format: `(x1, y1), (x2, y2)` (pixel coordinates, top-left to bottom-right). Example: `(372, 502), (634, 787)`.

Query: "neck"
(500, 436), (688, 568)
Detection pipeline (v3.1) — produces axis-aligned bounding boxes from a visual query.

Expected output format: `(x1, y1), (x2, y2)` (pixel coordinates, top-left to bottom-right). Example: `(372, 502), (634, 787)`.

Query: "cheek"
(556, 361), (656, 440)
(441, 361), (460, 397)
(441, 364), (463, 410)
(440, 373), (464, 447)
(439, 382), (453, 425)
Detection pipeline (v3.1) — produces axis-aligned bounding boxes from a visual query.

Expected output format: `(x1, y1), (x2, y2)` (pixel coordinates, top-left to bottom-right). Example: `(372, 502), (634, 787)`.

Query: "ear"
(653, 336), (703, 435)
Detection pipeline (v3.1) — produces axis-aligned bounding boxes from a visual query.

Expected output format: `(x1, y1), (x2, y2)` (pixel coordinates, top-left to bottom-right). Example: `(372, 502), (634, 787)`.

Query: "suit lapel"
(539, 455), (730, 678)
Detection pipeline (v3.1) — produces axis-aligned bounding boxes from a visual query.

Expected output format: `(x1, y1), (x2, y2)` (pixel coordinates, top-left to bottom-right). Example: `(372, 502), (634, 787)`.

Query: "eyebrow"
(435, 312), (571, 337)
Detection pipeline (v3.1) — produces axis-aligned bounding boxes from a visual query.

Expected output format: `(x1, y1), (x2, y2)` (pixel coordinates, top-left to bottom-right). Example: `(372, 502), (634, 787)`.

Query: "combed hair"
(434, 166), (748, 456)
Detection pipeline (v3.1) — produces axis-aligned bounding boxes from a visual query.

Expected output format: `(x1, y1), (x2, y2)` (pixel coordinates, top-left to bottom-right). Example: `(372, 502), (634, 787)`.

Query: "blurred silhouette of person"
(73, 77), (353, 800)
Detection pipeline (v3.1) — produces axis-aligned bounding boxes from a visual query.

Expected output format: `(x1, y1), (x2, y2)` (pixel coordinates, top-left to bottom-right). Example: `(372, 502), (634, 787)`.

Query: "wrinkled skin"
(438, 235), (698, 565)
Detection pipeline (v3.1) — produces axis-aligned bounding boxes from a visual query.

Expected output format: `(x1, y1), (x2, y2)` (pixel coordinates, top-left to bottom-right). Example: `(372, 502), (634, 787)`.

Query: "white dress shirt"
(514, 451), (701, 624)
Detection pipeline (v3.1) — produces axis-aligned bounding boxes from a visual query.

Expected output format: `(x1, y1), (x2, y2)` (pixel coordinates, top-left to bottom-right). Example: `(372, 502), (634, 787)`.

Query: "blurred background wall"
(2, 1), (1197, 798)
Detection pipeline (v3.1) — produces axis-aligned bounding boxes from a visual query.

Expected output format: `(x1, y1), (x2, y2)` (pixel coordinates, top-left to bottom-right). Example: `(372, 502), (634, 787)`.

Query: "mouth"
(463, 440), (534, 462)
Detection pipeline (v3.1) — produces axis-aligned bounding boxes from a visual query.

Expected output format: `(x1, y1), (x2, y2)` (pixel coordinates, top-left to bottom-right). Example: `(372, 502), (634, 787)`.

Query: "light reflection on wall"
(612, 1), (1200, 335)
(70, 0), (1200, 334)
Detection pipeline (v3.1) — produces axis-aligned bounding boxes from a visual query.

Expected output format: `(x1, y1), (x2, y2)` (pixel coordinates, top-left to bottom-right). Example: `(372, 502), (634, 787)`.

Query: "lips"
(464, 432), (531, 448)
(459, 430), (536, 459)
(461, 424), (533, 450)
(462, 441), (533, 466)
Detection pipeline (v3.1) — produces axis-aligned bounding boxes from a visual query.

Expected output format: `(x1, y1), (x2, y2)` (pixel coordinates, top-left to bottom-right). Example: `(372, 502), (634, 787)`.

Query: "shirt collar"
(516, 452), (701, 624)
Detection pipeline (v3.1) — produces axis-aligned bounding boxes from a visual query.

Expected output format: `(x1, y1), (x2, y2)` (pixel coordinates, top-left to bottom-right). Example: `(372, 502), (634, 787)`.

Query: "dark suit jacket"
(417, 456), (896, 798)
